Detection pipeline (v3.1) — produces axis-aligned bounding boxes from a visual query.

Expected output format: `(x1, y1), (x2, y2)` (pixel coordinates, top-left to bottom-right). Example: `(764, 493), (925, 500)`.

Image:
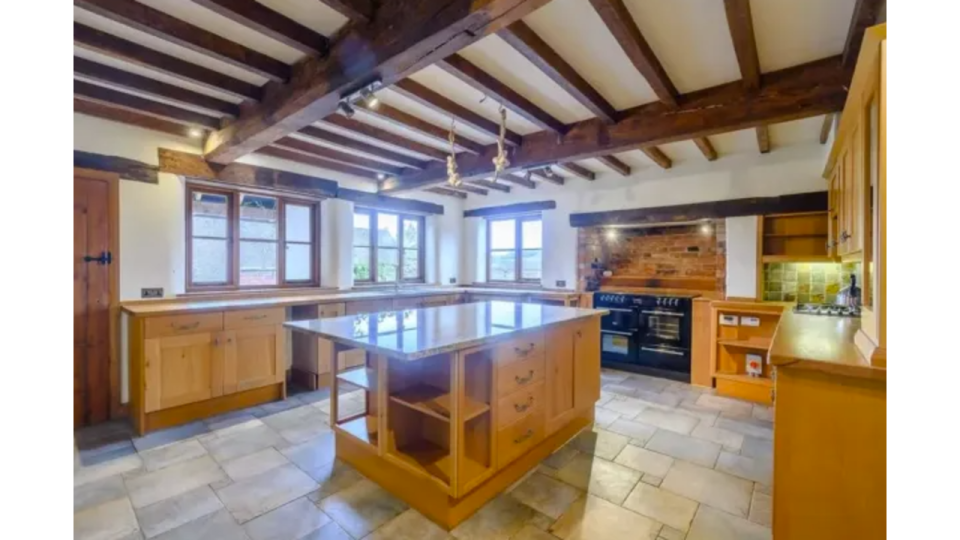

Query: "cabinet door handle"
(243, 314), (268, 320)
(513, 429), (535, 444)
(514, 343), (536, 356)
(839, 231), (851, 241)
(515, 370), (535, 385)
(213, 337), (220, 346)
(173, 322), (200, 331)
(513, 396), (534, 413)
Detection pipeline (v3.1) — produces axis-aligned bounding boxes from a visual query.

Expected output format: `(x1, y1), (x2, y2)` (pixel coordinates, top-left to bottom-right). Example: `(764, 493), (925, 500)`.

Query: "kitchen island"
(285, 301), (606, 529)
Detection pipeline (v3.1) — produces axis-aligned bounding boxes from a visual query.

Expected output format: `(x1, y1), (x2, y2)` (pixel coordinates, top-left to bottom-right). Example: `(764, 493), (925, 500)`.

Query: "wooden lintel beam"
(640, 147), (671, 169)
(203, 0), (553, 163)
(498, 21), (619, 123)
(273, 136), (409, 175)
(501, 173), (536, 189)
(358, 103), (485, 155)
(843, 0), (886, 70)
(819, 114), (834, 144)
(338, 187), (444, 214)
(319, 116), (447, 162)
(391, 79), (522, 146)
(74, 57), (239, 118)
(426, 187), (467, 199)
(379, 56), (847, 193)
(192, 0), (329, 55)
(723, 0), (761, 92)
(556, 162), (596, 180)
(74, 23), (261, 102)
(449, 184), (489, 196)
(469, 179), (510, 193)
(74, 80), (220, 129)
(75, 0), (290, 81)
(75, 97), (201, 139)
(464, 200), (556, 218)
(692, 137), (718, 161)
(436, 55), (567, 134)
(588, 0), (678, 107)
(158, 147), (339, 198)
(756, 125), (771, 153)
(74, 150), (159, 184)
(597, 155), (631, 176)
(318, 0), (374, 24)
(532, 168), (564, 185)
(298, 126), (426, 169)
(257, 146), (380, 180)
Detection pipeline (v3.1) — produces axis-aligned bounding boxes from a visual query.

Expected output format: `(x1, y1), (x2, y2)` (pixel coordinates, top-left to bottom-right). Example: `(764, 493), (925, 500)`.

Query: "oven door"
(600, 307), (639, 333)
(637, 308), (690, 349)
(637, 343), (690, 374)
(600, 329), (638, 364)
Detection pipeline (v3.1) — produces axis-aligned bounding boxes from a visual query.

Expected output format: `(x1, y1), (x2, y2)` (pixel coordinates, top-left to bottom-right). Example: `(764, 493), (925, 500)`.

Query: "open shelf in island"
(390, 383), (490, 423)
(336, 366), (376, 390)
(337, 415), (378, 446)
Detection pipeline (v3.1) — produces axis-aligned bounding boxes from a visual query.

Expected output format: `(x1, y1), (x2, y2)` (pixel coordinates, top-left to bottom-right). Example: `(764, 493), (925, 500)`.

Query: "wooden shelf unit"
(760, 212), (830, 260)
(389, 383), (490, 422)
(336, 366), (375, 390)
(338, 414), (378, 446)
(711, 303), (784, 405)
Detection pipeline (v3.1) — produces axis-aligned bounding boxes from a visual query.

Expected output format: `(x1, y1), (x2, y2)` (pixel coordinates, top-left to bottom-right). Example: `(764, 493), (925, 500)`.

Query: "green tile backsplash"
(763, 261), (862, 304)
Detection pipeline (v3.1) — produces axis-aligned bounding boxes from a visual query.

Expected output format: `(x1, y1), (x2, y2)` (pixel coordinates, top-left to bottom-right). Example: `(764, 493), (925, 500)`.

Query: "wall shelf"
(718, 337), (772, 351)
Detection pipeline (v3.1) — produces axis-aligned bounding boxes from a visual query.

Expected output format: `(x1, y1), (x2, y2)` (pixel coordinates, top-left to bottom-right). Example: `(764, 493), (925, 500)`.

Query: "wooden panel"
(319, 303), (346, 318)
(497, 355), (545, 397)
(143, 333), (220, 412)
(224, 307), (285, 330)
(144, 312), (224, 339)
(544, 324), (575, 434)
(716, 377), (772, 405)
(225, 324), (285, 393)
(144, 383), (282, 434)
(690, 300), (713, 388)
(497, 381), (544, 429)
(573, 317), (601, 408)
(491, 332), (545, 367)
(496, 409), (545, 469)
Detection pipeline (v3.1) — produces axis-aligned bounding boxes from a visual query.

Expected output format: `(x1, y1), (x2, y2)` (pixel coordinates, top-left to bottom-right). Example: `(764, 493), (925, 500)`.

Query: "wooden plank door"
(74, 174), (113, 428)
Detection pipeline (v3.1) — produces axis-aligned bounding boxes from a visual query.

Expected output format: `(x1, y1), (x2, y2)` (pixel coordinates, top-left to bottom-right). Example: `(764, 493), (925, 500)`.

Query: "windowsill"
(351, 281), (430, 290)
(472, 282), (543, 290)
(177, 286), (336, 299)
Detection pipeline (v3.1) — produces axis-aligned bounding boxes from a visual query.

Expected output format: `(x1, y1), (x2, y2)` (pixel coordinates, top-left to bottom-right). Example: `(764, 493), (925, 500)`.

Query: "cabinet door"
(144, 332), (222, 412)
(835, 147), (850, 256)
(545, 325), (576, 434)
(827, 169), (840, 258)
(848, 121), (866, 254)
(223, 325), (285, 394)
(573, 318), (601, 409)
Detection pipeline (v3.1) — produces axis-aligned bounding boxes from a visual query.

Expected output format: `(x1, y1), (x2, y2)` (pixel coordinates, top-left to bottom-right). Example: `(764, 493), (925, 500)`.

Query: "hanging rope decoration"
(491, 104), (510, 182)
(446, 118), (461, 187)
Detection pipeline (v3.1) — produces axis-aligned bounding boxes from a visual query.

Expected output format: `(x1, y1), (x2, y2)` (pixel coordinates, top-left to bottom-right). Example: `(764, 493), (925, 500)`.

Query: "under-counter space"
(769, 309), (885, 381)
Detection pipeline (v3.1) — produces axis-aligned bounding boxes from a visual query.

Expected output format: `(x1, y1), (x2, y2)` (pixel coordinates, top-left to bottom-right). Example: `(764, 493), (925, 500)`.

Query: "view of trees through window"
(353, 209), (423, 282)
(488, 216), (542, 282)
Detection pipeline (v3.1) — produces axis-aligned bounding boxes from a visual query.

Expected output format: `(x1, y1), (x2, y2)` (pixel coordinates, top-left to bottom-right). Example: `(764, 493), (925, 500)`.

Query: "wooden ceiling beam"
(843, 0), (886, 70)
(74, 97), (202, 139)
(74, 80), (220, 129)
(533, 168), (564, 185)
(756, 125), (771, 153)
(298, 126), (426, 169)
(75, 0), (290, 82)
(273, 136), (409, 175)
(692, 137), (718, 161)
(501, 173), (536, 189)
(498, 21), (618, 123)
(556, 162), (595, 181)
(469, 180), (510, 193)
(588, 0), (678, 107)
(449, 184), (489, 196)
(723, 0), (761, 92)
(191, 0), (330, 55)
(436, 55), (567, 134)
(596, 155), (630, 176)
(319, 116), (447, 162)
(317, 0), (374, 24)
(358, 103), (485, 154)
(203, 0), (552, 163)
(74, 23), (261, 101)
(640, 147), (671, 169)
(256, 146), (380, 180)
(380, 56), (847, 193)
(75, 150), (159, 184)
(391, 79), (522, 146)
(819, 113), (834, 144)
(426, 187), (467, 199)
(74, 57), (240, 118)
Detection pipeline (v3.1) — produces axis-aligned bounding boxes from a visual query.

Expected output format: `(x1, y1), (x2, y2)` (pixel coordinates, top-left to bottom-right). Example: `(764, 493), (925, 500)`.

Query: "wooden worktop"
(120, 287), (581, 316)
(769, 309), (886, 382)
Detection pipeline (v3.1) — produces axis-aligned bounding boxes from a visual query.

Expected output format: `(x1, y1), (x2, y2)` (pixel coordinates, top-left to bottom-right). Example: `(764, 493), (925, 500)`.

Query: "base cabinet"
(223, 324), (285, 394)
(144, 332), (223, 413)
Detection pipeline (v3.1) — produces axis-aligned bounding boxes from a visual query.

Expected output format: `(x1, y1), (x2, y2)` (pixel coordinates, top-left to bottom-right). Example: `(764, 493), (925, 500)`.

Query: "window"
(187, 184), (319, 290)
(487, 216), (542, 282)
(352, 209), (424, 283)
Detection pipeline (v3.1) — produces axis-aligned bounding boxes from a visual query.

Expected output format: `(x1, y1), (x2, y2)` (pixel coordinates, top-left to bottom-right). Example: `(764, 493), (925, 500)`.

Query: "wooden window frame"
(352, 208), (426, 284)
(486, 215), (542, 284)
(185, 183), (321, 291)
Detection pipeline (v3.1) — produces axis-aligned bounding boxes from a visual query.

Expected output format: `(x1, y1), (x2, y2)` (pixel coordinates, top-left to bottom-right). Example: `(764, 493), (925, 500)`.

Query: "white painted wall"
(74, 113), (465, 300)
(725, 216), (759, 298)
(463, 143), (831, 290)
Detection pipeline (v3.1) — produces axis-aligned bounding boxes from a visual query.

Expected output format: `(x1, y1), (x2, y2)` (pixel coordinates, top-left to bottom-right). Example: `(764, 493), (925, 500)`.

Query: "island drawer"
(224, 308), (285, 329)
(497, 355), (545, 397)
(497, 409), (545, 469)
(497, 381), (544, 428)
(144, 312), (224, 339)
(492, 332), (545, 366)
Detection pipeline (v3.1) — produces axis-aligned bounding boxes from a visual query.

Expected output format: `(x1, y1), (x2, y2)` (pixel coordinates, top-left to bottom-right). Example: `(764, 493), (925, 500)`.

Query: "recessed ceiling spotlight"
(605, 229), (619, 241)
(361, 89), (379, 109)
(544, 166), (554, 175)
(377, 173), (386, 180)
(701, 223), (713, 235)
(188, 127), (203, 139)
(337, 101), (355, 118)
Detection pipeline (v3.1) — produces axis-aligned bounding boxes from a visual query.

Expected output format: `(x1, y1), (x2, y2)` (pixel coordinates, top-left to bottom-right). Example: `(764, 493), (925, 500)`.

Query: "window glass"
(378, 248), (399, 282)
(352, 210), (422, 283)
(490, 219), (516, 249)
(239, 241), (278, 286)
(239, 194), (278, 240)
(489, 250), (517, 281)
(285, 204), (312, 243)
(487, 217), (542, 282)
(192, 238), (228, 284)
(378, 213), (399, 247)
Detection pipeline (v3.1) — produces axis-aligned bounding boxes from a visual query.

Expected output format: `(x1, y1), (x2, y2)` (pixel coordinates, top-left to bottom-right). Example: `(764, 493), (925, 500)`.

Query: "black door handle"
(82, 251), (112, 265)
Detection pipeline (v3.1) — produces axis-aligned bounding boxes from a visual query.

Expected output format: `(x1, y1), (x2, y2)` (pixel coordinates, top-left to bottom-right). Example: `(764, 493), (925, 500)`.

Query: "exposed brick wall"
(577, 222), (726, 294)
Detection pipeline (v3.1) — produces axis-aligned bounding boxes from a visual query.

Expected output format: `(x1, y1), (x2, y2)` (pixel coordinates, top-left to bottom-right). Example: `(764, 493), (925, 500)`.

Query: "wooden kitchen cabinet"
(222, 324), (285, 394)
(544, 317), (600, 434)
(144, 331), (223, 413)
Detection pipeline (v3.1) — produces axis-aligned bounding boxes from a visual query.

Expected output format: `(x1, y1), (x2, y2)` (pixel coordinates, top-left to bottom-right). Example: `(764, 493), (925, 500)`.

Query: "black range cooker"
(593, 292), (696, 382)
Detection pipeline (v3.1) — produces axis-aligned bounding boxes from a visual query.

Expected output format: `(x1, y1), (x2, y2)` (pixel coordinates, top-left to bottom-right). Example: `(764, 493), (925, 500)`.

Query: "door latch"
(82, 251), (113, 266)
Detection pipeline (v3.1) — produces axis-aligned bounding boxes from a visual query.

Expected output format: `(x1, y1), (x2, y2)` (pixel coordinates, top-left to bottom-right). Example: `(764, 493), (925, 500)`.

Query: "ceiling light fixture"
(701, 223), (713, 235)
(337, 101), (355, 118)
(605, 229), (618, 241)
(188, 127), (203, 139)
(361, 89), (379, 109)
(377, 173), (386, 180)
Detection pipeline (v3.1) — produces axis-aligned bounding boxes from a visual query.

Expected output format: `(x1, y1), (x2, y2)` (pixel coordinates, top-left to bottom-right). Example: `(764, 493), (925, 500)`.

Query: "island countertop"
(284, 300), (608, 361)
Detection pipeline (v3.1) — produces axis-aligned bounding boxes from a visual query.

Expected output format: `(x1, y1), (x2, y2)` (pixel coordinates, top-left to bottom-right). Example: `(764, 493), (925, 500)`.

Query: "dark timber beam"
(533, 168), (565, 185)
(338, 187), (445, 214)
(449, 184), (489, 196)
(358, 103), (485, 154)
(597, 155), (631, 176)
(464, 200), (556, 218)
(640, 147), (671, 169)
(74, 150), (159, 184)
(75, 0), (290, 81)
(273, 136), (409, 175)
(159, 147), (339, 198)
(501, 173), (536, 189)
(693, 137), (718, 161)
(192, 0), (330, 55)
(569, 192), (827, 227)
(319, 116), (447, 162)
(74, 80), (220, 129)
(723, 0), (761, 92)
(298, 126), (426, 169)
(843, 0), (886, 71)
(391, 79), (522, 146)
(74, 57), (240, 118)
(75, 98), (202, 139)
(819, 113), (834, 145)
(74, 23), (261, 101)
(436, 55), (567, 134)
(755, 125), (771, 154)
(498, 21), (618, 123)
(257, 146), (381, 180)
(469, 179), (510, 193)
(203, 0), (552, 163)
(588, 0), (678, 107)
(556, 163), (595, 181)
(379, 57), (848, 193)
(318, 0), (374, 24)
(426, 187), (467, 199)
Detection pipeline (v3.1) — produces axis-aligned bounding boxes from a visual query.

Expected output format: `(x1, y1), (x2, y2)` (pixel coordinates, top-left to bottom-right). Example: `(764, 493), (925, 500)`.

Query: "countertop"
(284, 301), (608, 361)
(769, 309), (886, 381)
(121, 287), (582, 316)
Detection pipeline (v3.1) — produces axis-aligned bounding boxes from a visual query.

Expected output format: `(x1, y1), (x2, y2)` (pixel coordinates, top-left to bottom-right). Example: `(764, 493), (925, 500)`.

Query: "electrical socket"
(449, 277), (456, 284)
(556, 280), (566, 288)
(141, 287), (164, 298)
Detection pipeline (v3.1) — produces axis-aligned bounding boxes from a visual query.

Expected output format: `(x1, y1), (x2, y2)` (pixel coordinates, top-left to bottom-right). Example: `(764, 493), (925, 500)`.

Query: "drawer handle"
(514, 429), (535, 445)
(243, 314), (268, 320)
(515, 370), (535, 385)
(172, 322), (200, 331)
(514, 343), (536, 356)
(514, 396), (534, 413)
